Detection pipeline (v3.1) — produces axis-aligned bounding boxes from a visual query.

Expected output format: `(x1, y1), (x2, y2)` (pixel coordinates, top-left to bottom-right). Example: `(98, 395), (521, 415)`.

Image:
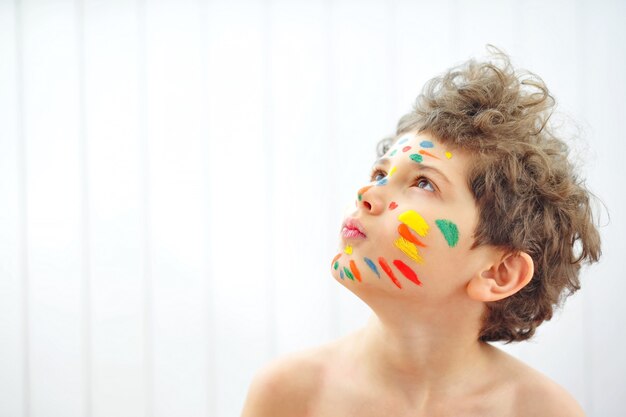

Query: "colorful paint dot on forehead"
(402, 146), (412, 152)
(435, 219), (459, 247)
(388, 166), (397, 177)
(376, 178), (388, 186)
(445, 151), (452, 159)
(394, 237), (424, 264)
(388, 201), (398, 210)
(344, 245), (353, 255)
(409, 153), (423, 163)
(420, 140), (434, 148)
(398, 224), (427, 248)
(379, 257), (402, 289)
(393, 259), (422, 286)
(398, 137), (409, 145)
(364, 257), (380, 278)
(389, 149), (398, 157)
(343, 266), (355, 281)
(398, 210), (429, 236)
(349, 260), (362, 282)
(419, 149), (440, 160)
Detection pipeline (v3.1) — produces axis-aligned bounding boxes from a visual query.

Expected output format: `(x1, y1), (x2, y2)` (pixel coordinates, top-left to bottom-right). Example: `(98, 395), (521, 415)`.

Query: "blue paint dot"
(376, 178), (388, 186)
(364, 257), (380, 278)
(398, 137), (409, 144)
(340, 269), (345, 279)
(420, 140), (434, 148)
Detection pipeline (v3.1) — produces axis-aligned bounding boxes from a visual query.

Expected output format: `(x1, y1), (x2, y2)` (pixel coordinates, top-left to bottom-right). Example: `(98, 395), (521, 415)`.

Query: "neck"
(352, 303), (494, 406)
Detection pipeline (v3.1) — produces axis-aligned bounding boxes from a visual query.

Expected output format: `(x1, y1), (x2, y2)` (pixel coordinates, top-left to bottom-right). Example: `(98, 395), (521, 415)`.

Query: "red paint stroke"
(418, 149), (440, 160)
(349, 260), (362, 282)
(402, 146), (412, 152)
(397, 224), (427, 247)
(388, 201), (398, 210)
(379, 257), (402, 289)
(331, 253), (342, 268)
(393, 259), (422, 286)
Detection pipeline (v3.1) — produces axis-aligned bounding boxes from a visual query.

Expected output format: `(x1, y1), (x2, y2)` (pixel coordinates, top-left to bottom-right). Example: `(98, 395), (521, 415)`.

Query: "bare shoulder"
(494, 349), (587, 417)
(240, 343), (335, 417)
(516, 371), (586, 417)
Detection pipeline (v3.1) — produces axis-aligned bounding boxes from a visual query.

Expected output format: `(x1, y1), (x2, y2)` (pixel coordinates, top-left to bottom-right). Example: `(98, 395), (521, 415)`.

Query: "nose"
(357, 184), (385, 215)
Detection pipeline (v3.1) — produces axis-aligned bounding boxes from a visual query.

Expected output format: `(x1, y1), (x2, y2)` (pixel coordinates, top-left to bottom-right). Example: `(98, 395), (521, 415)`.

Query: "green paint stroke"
(435, 219), (459, 247)
(333, 261), (339, 270)
(343, 266), (355, 281)
(409, 153), (423, 163)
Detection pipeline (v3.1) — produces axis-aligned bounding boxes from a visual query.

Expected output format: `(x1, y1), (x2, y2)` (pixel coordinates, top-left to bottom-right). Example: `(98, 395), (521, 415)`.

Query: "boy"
(240, 46), (601, 416)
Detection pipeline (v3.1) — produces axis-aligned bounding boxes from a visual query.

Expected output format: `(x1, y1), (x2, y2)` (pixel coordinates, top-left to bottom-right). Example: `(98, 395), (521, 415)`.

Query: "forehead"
(379, 131), (471, 186)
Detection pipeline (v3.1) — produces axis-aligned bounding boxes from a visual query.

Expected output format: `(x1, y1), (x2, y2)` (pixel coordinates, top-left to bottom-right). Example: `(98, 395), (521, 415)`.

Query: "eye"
(370, 169), (387, 182)
(415, 176), (436, 192)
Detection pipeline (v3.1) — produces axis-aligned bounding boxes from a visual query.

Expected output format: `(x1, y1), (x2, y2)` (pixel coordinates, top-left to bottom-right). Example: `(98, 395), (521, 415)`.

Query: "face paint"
(388, 201), (398, 210)
(420, 140), (434, 148)
(343, 266), (355, 281)
(340, 269), (345, 279)
(394, 237), (424, 263)
(331, 253), (342, 268)
(418, 149), (440, 160)
(345, 245), (353, 255)
(445, 151), (452, 159)
(397, 223), (427, 247)
(393, 259), (422, 286)
(388, 166), (397, 177)
(363, 257), (380, 278)
(435, 219), (459, 247)
(358, 185), (373, 201)
(398, 210), (429, 236)
(379, 257), (402, 289)
(349, 260), (362, 282)
(409, 153), (423, 163)
(398, 137), (409, 145)
(376, 177), (388, 186)
(389, 149), (398, 157)
(402, 146), (412, 152)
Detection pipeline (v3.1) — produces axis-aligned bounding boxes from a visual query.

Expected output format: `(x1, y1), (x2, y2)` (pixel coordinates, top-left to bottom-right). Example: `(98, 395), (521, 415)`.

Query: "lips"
(341, 218), (367, 239)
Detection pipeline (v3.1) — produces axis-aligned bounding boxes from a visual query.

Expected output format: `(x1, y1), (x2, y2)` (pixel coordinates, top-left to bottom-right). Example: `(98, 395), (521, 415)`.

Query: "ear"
(466, 251), (534, 302)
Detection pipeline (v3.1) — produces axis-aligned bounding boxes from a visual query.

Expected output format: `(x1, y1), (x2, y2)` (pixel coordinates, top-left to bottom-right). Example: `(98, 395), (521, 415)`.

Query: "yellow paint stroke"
(388, 166), (397, 177)
(344, 245), (353, 255)
(398, 210), (429, 237)
(394, 237), (424, 264)
(445, 151), (452, 159)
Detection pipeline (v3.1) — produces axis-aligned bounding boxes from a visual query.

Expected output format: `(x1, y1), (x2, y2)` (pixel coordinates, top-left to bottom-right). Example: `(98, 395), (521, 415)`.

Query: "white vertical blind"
(1, 1), (625, 416)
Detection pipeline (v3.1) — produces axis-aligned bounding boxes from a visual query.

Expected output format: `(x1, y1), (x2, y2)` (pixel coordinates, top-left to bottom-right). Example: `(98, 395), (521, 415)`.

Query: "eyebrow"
(373, 157), (453, 186)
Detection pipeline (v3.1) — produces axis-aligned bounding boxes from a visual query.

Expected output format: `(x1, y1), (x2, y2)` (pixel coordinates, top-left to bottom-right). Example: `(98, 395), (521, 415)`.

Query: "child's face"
(331, 132), (492, 305)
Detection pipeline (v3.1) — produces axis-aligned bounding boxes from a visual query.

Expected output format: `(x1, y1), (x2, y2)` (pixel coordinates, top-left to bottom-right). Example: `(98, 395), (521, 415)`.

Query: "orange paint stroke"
(393, 259), (422, 286)
(378, 257), (402, 289)
(418, 149), (440, 160)
(398, 224), (427, 248)
(331, 253), (342, 268)
(358, 185), (373, 199)
(349, 260), (362, 282)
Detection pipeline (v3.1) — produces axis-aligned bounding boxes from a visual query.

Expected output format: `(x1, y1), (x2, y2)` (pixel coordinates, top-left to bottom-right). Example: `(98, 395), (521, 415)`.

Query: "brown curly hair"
(377, 45), (602, 344)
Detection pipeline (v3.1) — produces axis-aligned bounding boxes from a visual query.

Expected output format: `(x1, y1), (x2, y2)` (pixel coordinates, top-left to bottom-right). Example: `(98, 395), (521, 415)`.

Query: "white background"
(1, 0), (625, 416)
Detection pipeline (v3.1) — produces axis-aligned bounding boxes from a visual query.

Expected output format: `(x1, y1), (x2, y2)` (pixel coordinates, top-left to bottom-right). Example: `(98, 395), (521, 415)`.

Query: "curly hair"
(377, 45), (602, 344)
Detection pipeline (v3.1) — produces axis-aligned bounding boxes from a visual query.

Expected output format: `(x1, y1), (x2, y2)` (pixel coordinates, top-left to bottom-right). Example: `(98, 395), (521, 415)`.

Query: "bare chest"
(305, 369), (519, 417)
